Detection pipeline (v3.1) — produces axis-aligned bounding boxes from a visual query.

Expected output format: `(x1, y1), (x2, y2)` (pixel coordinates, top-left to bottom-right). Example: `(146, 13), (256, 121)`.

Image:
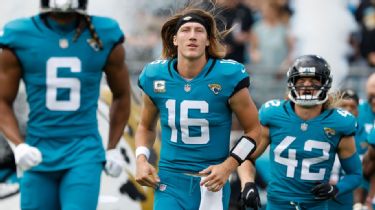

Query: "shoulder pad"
(91, 16), (124, 45)
(259, 99), (285, 126)
(142, 59), (169, 77)
(0, 17), (33, 48)
(217, 59), (246, 76)
(91, 16), (120, 31)
(138, 59), (170, 93)
(331, 108), (357, 136)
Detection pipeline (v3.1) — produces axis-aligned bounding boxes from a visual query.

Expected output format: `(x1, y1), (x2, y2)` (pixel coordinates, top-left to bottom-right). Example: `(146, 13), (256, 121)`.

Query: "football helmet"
(40, 0), (88, 14)
(287, 55), (332, 107)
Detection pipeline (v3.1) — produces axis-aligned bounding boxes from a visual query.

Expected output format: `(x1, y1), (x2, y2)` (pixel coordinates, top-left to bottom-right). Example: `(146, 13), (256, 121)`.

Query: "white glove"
(14, 143), (42, 171)
(104, 149), (124, 177)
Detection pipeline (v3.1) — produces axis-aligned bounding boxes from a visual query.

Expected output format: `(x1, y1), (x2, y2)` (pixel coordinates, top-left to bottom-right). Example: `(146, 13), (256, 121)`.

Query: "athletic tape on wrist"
(135, 146), (150, 160)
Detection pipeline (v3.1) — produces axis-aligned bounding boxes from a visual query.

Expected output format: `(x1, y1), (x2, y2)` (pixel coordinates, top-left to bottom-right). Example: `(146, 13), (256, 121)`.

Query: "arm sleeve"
(336, 152), (362, 195)
(0, 22), (16, 48)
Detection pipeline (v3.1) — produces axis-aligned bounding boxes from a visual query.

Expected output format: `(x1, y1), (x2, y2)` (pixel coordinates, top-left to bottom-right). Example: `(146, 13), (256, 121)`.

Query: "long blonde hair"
(160, 7), (228, 59)
(323, 91), (344, 110)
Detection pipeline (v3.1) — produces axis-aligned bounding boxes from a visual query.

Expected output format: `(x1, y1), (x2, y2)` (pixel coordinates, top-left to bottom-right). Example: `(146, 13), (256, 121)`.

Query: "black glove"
(310, 182), (338, 200)
(241, 182), (261, 210)
(119, 181), (146, 201)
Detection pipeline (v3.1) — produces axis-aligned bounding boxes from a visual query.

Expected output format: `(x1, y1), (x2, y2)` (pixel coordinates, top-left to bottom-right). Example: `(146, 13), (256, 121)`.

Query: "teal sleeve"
(227, 62), (249, 97)
(336, 152), (362, 195)
(258, 105), (268, 126)
(0, 21), (16, 48)
(258, 100), (282, 126)
(93, 16), (124, 49)
(368, 129), (375, 146)
(137, 64), (148, 92)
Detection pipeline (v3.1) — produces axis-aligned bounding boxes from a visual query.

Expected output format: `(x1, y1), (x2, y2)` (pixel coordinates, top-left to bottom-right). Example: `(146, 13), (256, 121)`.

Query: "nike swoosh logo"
(246, 189), (255, 198)
(328, 186), (333, 193)
(241, 68), (246, 73)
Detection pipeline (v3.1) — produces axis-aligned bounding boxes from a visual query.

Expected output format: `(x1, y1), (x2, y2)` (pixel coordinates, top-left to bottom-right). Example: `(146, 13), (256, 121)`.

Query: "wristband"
(230, 136), (256, 165)
(353, 203), (363, 210)
(135, 146), (150, 160)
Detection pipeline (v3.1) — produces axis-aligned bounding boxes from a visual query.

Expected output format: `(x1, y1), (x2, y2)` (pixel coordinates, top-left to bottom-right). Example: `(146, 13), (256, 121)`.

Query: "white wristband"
(135, 146), (150, 160)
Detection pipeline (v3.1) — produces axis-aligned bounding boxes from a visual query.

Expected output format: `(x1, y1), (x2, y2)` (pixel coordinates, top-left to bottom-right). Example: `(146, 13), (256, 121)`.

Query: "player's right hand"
(104, 149), (124, 177)
(14, 143), (42, 171)
(241, 182), (261, 210)
(135, 156), (160, 188)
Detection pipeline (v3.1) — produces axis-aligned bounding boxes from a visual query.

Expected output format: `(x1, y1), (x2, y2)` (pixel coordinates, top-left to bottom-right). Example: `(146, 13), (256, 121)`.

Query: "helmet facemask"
(288, 67), (332, 107)
(40, 0), (87, 14)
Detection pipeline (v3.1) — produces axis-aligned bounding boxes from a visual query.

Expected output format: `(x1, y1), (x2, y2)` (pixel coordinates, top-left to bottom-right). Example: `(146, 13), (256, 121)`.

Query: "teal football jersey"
(259, 100), (357, 202)
(355, 121), (368, 155)
(359, 101), (375, 135)
(138, 58), (249, 173)
(0, 15), (124, 138)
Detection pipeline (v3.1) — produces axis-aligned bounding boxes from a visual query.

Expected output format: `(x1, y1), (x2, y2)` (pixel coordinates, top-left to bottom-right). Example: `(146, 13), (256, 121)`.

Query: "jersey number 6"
(46, 57), (81, 111)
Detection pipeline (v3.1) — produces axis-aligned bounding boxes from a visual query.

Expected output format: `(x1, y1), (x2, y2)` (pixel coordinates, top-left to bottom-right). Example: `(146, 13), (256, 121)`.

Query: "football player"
(364, 128), (375, 209)
(328, 89), (368, 210)
(359, 73), (375, 209)
(135, 7), (261, 210)
(0, 0), (130, 209)
(359, 73), (375, 136)
(239, 55), (362, 210)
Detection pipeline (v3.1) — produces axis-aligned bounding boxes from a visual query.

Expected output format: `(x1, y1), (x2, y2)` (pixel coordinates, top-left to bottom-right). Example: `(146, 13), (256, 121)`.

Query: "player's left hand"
(199, 162), (234, 192)
(311, 182), (338, 200)
(104, 149), (124, 177)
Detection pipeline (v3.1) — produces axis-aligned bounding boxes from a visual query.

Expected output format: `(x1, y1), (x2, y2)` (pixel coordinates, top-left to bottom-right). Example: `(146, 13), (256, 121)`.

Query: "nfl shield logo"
(184, 84), (191, 92)
(59, 38), (69, 49)
(301, 123), (308, 131)
(159, 184), (167, 191)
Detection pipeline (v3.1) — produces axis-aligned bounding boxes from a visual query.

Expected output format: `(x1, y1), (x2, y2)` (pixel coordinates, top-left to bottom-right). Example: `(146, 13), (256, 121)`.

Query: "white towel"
(199, 177), (223, 210)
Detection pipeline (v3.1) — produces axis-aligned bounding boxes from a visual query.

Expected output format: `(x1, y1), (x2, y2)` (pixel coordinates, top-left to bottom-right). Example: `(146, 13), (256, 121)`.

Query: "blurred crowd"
(125, 0), (375, 104)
